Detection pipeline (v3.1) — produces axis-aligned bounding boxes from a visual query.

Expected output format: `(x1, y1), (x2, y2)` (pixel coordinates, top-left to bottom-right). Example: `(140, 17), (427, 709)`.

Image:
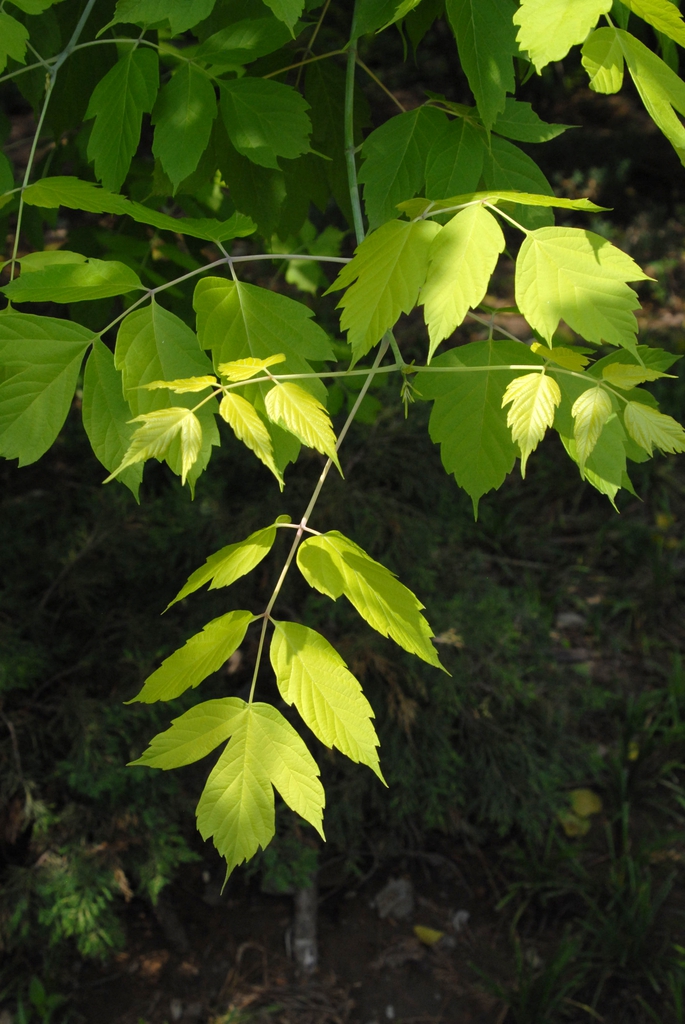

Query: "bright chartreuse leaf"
(618, 29), (685, 165)
(195, 17), (292, 66)
(581, 28), (626, 93)
(152, 64), (217, 191)
(297, 530), (443, 668)
(105, 406), (203, 485)
(128, 611), (257, 702)
(0, 12), (28, 73)
(14, 250), (85, 272)
(513, 0), (612, 71)
(195, 700), (325, 875)
(571, 385), (613, 469)
(109, 0), (216, 33)
(425, 118), (486, 200)
(130, 698), (244, 767)
(82, 337), (142, 498)
(482, 135), (555, 229)
(219, 392), (283, 487)
(1, 259), (144, 303)
(193, 278), (333, 401)
(622, 0), (685, 46)
(270, 620), (384, 779)
(623, 401), (685, 454)
(421, 205), (505, 359)
(218, 354), (286, 381)
(502, 371), (562, 476)
(220, 79), (311, 169)
(85, 48), (159, 192)
(398, 190), (606, 218)
(143, 376), (218, 393)
(327, 219), (441, 361)
(559, 415), (629, 505)
(530, 342), (591, 371)
(358, 106), (447, 229)
(492, 99), (572, 143)
(445, 0), (518, 128)
(167, 522), (284, 609)
(515, 227), (650, 349)
(419, 340), (544, 512)
(265, 383), (341, 470)
(0, 314), (93, 466)
(602, 363), (670, 387)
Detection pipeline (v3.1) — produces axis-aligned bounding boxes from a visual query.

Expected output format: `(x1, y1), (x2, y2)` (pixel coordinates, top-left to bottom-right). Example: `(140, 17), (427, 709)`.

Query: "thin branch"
(356, 56), (406, 113)
(263, 48), (345, 79)
(345, 9), (365, 246)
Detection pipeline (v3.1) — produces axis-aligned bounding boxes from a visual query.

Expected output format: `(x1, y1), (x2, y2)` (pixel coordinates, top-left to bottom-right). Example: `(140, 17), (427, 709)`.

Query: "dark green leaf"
(152, 64), (217, 191)
(220, 78), (311, 169)
(82, 337), (142, 498)
(425, 117), (486, 199)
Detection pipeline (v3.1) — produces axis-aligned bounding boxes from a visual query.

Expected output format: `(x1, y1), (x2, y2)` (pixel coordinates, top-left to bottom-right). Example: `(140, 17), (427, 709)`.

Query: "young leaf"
(445, 0), (518, 129)
(142, 376), (218, 393)
(482, 136), (555, 229)
(2, 259), (144, 304)
(220, 79), (311, 169)
(152, 64), (217, 191)
(421, 205), (506, 359)
(623, 401), (685, 454)
(0, 314), (93, 466)
(622, 0), (685, 47)
(105, 407), (203, 485)
(582, 27), (626, 94)
(358, 106), (447, 229)
(420, 340), (543, 512)
(128, 611), (257, 703)
(195, 17), (292, 66)
(0, 12), (28, 73)
(85, 48), (159, 192)
(297, 531), (444, 668)
(398, 190), (606, 218)
(327, 220), (441, 361)
(109, 0), (216, 34)
(502, 371), (562, 476)
(193, 278), (333, 401)
(530, 342), (591, 371)
(168, 523), (283, 609)
(195, 700), (325, 875)
(425, 118), (486, 200)
(571, 385), (614, 469)
(618, 29), (685, 164)
(513, 0), (612, 72)
(270, 620), (384, 780)
(218, 392), (283, 487)
(82, 338), (142, 498)
(515, 227), (650, 349)
(492, 99), (572, 143)
(265, 383), (341, 470)
(602, 363), (669, 388)
(218, 354), (286, 381)
(130, 698), (244, 768)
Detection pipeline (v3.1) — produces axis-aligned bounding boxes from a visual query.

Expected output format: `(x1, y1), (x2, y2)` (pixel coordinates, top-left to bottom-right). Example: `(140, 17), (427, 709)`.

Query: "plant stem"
(356, 56), (406, 112)
(264, 48), (345, 79)
(345, 6), (365, 247)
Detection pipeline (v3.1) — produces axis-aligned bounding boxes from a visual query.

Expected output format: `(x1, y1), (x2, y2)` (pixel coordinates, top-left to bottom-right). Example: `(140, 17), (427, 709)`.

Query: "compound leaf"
(623, 401), (685, 454)
(220, 79), (311, 169)
(0, 314), (93, 466)
(327, 219), (441, 361)
(2, 259), (144, 304)
(270, 620), (383, 779)
(297, 531), (443, 668)
(152, 63), (217, 191)
(446, 0), (518, 128)
(105, 406), (203, 485)
(513, 0), (612, 71)
(571, 384), (613, 469)
(265, 383), (340, 469)
(129, 611), (257, 703)
(82, 337), (142, 498)
(219, 392), (283, 487)
(502, 371), (561, 476)
(421, 205), (505, 359)
(515, 227), (650, 349)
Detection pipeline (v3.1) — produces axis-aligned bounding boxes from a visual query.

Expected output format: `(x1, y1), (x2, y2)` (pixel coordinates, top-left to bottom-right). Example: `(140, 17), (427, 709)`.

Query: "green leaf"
(571, 384), (613, 469)
(105, 406), (203, 485)
(530, 342), (591, 371)
(379, 0), (425, 29)
(130, 698), (244, 767)
(513, 0), (612, 71)
(195, 700), (325, 875)
(425, 117), (486, 200)
(195, 17), (292, 66)
(0, 314), (93, 466)
(0, 12), (28, 73)
(492, 98), (572, 143)
(270, 620), (383, 779)
(327, 219), (441, 361)
(8, 0), (63, 12)
(297, 530), (443, 668)
(2, 259), (144, 304)
(602, 363), (669, 387)
(129, 611), (257, 703)
(617, 29), (685, 164)
(358, 106), (447, 229)
(152, 64), (217, 191)
(86, 48), (159, 192)
(217, 134), (286, 236)
(622, 0), (685, 46)
(445, 0), (518, 128)
(143, 376), (218, 393)
(421, 205), (506, 359)
(168, 523), (282, 609)
(354, 0), (399, 36)
(265, 382), (340, 469)
(261, 0), (304, 29)
(623, 401), (685, 454)
(220, 79), (311, 169)
(82, 337), (142, 498)
(515, 227), (650, 349)
(582, 27), (626, 93)
(110, 0), (217, 33)
(502, 371), (561, 476)
(218, 354), (286, 381)
(398, 190), (607, 218)
(419, 340), (543, 512)
(482, 135), (555, 229)
(219, 392), (283, 487)
(0, 152), (13, 197)
(193, 278), (333, 402)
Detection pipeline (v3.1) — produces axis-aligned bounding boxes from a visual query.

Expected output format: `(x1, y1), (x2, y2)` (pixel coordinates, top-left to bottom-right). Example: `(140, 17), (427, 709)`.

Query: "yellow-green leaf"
(270, 620), (384, 780)
(623, 401), (685, 454)
(105, 406), (202, 485)
(502, 371), (561, 476)
(398, 190), (607, 219)
(142, 376), (218, 393)
(219, 392), (283, 487)
(218, 354), (286, 381)
(622, 0), (685, 47)
(601, 363), (669, 388)
(570, 788), (603, 817)
(582, 28), (626, 94)
(531, 342), (591, 371)
(618, 29), (685, 164)
(265, 382), (340, 470)
(513, 0), (612, 72)
(571, 385), (613, 469)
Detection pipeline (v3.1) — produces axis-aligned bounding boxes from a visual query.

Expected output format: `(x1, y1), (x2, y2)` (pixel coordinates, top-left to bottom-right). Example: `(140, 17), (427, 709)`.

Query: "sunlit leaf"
(502, 371), (561, 476)
(571, 385), (613, 469)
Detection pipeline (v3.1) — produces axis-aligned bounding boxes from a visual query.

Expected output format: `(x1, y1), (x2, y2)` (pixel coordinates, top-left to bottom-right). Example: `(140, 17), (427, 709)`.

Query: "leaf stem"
(484, 201), (529, 235)
(345, 4), (365, 247)
(264, 48), (345, 79)
(356, 56), (406, 112)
